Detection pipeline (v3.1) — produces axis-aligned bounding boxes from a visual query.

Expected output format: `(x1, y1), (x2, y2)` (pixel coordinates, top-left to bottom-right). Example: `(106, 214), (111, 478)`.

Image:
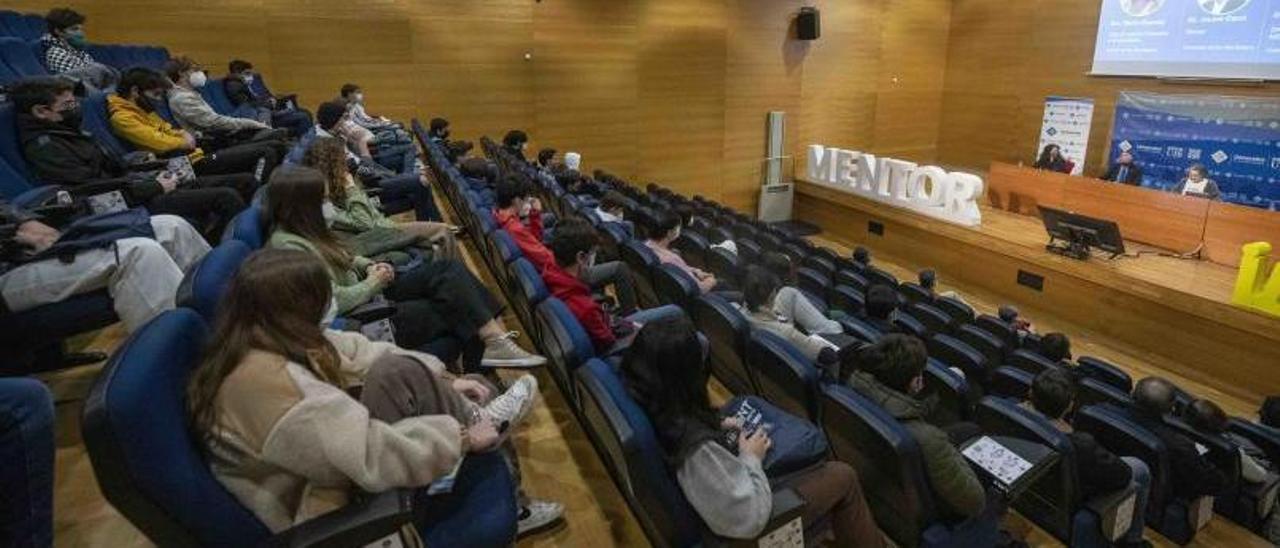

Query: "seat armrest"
(345, 302), (396, 324)
(264, 489), (413, 548)
(725, 488), (807, 547)
(1083, 483), (1138, 542)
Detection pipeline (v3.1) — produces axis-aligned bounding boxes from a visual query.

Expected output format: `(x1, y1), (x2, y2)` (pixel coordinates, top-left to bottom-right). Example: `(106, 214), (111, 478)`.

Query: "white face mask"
(188, 71), (207, 88)
(321, 201), (338, 227)
(242, 73), (255, 84)
(320, 296), (338, 327)
(353, 92), (364, 104)
(518, 199), (532, 217)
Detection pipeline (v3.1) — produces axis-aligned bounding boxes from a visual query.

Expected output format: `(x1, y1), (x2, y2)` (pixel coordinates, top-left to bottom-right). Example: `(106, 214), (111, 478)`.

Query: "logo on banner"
(1212, 150), (1229, 164)
(806, 145), (984, 227)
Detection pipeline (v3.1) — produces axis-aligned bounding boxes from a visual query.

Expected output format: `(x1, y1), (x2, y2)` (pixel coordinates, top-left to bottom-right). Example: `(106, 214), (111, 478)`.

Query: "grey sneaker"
(481, 331), (547, 368)
(482, 374), (537, 430)
(517, 499), (565, 536)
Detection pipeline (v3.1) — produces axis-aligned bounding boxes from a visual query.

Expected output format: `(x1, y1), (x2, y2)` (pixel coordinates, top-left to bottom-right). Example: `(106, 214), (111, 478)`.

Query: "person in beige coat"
(186, 249), (564, 539)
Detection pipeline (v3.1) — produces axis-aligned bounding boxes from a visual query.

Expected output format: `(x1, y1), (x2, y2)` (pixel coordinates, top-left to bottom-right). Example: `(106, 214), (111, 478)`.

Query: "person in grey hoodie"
(620, 316), (884, 545)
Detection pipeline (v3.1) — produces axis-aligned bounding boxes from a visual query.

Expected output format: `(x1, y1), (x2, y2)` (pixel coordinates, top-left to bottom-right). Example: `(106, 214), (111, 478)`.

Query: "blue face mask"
(63, 30), (87, 48)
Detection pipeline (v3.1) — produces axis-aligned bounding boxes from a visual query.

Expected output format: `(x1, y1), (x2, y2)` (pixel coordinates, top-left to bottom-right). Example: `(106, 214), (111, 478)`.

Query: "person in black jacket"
(1101, 151), (1143, 185)
(13, 77), (245, 240)
(224, 59), (313, 138)
(862, 284), (901, 335)
(1029, 369), (1152, 547)
(1132, 377), (1230, 500)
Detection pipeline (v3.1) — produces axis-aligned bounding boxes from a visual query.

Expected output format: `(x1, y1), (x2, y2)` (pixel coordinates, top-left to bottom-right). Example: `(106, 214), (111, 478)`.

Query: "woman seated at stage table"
(1173, 164), (1222, 201)
(1033, 144), (1073, 174)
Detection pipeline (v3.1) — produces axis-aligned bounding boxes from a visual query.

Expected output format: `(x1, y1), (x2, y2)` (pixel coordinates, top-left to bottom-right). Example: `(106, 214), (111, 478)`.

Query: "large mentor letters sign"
(806, 145), (985, 226)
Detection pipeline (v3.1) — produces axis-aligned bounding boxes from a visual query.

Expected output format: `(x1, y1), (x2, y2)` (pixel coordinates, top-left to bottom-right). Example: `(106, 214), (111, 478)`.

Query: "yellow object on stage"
(1233, 242), (1280, 317)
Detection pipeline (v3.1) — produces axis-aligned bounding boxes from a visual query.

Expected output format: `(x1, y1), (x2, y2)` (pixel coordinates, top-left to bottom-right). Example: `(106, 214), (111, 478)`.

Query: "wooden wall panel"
(9, 0), (953, 212)
(939, 0), (1280, 178)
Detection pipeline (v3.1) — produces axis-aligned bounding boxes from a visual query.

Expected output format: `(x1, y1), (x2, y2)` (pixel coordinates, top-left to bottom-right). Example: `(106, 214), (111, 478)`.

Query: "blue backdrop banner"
(1110, 91), (1280, 210)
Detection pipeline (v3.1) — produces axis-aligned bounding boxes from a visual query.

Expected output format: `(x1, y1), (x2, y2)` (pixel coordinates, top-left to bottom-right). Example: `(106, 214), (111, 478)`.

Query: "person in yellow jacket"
(108, 67), (282, 199)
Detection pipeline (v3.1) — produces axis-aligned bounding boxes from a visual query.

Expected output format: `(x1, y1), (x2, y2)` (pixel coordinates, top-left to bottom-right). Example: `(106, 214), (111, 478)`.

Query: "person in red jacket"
(493, 175), (637, 313)
(542, 219), (683, 355)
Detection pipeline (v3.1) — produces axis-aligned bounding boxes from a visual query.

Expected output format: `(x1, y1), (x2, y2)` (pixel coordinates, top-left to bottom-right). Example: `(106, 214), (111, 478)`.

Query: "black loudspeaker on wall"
(797, 7), (820, 40)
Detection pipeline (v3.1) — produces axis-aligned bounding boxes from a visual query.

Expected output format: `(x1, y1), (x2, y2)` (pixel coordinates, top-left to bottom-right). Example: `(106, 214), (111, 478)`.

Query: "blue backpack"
(721, 395), (829, 477)
(30, 207), (155, 264)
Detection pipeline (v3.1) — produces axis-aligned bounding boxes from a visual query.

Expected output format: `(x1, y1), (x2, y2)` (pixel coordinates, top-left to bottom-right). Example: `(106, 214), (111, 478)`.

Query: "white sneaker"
(481, 331), (547, 368)
(517, 499), (565, 537)
(482, 374), (537, 430)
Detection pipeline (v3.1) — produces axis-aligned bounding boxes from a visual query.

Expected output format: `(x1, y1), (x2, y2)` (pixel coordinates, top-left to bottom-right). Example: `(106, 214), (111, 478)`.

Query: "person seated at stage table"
(1173, 164), (1222, 201)
(1101, 151), (1143, 186)
(1033, 144), (1073, 174)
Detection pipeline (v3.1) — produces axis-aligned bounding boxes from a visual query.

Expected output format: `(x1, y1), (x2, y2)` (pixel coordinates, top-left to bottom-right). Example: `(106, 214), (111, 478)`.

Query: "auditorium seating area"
(3, 5), (1280, 548)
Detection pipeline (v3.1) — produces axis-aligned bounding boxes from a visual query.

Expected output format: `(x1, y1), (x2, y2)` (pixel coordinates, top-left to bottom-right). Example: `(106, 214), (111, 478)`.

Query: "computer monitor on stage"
(1037, 206), (1125, 260)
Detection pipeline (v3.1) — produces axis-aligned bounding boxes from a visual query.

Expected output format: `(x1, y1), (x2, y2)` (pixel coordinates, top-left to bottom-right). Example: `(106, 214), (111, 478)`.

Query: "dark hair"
(1036, 144), (1062, 167)
(1187, 163), (1207, 177)
(45, 8), (85, 32)
(761, 252), (792, 282)
(447, 139), (473, 157)
(619, 315), (719, 465)
(865, 284), (898, 320)
(1187, 399), (1228, 434)
(537, 148), (556, 166)
(743, 267), (781, 311)
(494, 174), (532, 208)
(10, 76), (75, 114)
(674, 204), (694, 227)
(548, 218), (599, 268)
(429, 117), (449, 134)
(339, 83), (360, 99)
(503, 130), (528, 148)
(554, 169), (581, 189)
(998, 305), (1020, 323)
(264, 167), (352, 274)
(118, 67), (170, 98)
(1133, 377), (1176, 418)
(1031, 368), (1076, 419)
(163, 55), (198, 83)
(228, 59), (252, 74)
(460, 157), (494, 182)
(644, 210), (681, 242)
(853, 246), (871, 265)
(1040, 332), (1072, 362)
(1261, 397), (1280, 428)
(918, 269), (937, 290)
(316, 100), (347, 130)
(600, 191), (628, 213)
(864, 334), (928, 392)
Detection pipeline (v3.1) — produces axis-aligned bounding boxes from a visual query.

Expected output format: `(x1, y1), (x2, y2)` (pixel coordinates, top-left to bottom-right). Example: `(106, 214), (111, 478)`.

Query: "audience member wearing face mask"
(223, 59), (315, 137)
(14, 77), (246, 240)
(39, 8), (119, 91)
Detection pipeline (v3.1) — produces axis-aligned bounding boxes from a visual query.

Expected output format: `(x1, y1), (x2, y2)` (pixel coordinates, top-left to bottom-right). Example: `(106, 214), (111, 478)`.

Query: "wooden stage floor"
(795, 180), (1280, 409)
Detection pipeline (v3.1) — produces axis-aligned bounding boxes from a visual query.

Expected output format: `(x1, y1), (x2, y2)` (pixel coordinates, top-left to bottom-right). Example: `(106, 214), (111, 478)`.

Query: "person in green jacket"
(303, 136), (461, 263)
(264, 166), (545, 370)
(846, 335), (988, 532)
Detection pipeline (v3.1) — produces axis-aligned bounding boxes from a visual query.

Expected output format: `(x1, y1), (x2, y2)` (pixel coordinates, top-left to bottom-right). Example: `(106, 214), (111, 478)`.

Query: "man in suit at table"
(1101, 151), (1143, 186)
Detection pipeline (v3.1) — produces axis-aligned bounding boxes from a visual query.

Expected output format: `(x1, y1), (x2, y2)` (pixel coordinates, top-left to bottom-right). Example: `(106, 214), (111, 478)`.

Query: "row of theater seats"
(66, 119), (533, 547)
(0, 12), (170, 85)
(458, 134), (1280, 546)
(0, 45), (283, 373)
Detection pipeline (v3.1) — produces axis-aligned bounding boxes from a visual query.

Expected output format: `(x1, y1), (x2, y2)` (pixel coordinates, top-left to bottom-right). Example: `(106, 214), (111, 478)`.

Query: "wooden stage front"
(793, 180), (1280, 403)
